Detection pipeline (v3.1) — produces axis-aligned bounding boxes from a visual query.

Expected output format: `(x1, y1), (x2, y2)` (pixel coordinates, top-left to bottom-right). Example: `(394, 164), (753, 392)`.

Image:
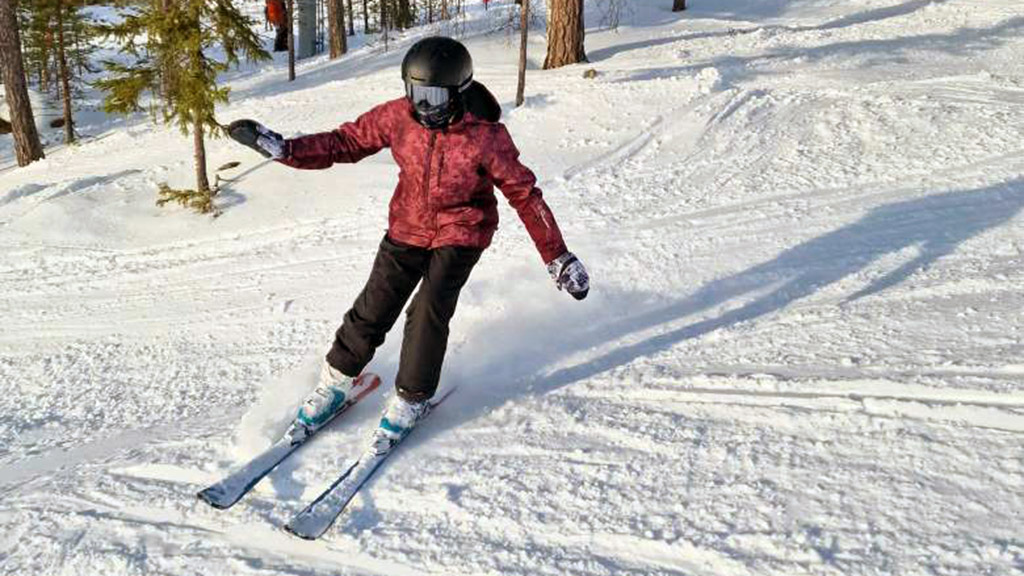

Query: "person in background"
(267, 0), (288, 52)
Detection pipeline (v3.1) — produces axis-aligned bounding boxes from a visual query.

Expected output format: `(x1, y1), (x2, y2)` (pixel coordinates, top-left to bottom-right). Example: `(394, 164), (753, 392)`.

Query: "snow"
(2, 0), (1024, 574)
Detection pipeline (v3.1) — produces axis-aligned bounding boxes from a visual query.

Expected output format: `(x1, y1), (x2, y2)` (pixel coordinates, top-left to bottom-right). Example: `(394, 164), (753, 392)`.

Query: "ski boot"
(290, 360), (357, 439)
(371, 393), (430, 454)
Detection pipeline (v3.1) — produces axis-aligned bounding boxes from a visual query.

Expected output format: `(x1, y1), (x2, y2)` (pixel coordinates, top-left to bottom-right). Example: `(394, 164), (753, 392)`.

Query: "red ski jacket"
(278, 97), (567, 263)
(266, 0), (286, 27)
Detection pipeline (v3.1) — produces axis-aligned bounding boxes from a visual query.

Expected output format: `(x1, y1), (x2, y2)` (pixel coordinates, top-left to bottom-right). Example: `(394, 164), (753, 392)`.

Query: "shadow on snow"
(591, 0), (1010, 77)
(423, 179), (1024, 444)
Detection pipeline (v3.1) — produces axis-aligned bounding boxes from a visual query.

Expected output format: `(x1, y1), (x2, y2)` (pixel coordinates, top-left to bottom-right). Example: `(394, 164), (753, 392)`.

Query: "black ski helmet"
(402, 37), (473, 128)
(402, 36), (473, 91)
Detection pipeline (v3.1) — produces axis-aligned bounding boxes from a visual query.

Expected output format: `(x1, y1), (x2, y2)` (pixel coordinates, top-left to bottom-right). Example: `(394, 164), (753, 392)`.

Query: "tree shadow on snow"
(686, 0), (802, 21)
(422, 179), (1024, 440)
(0, 169), (142, 208)
(212, 186), (248, 212)
(599, 6), (1021, 88)
(591, 0), (955, 62)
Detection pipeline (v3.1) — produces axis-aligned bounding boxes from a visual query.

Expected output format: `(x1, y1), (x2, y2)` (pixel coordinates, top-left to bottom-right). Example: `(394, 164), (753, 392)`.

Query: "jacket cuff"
(541, 242), (569, 265)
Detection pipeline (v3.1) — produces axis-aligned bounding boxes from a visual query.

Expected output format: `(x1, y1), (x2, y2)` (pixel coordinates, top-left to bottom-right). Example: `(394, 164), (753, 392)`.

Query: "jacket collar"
(401, 97), (477, 134)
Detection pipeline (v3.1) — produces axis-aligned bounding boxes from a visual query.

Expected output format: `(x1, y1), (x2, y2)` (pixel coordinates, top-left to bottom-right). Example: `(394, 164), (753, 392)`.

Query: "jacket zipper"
(422, 131), (438, 240)
(435, 147), (446, 189)
(422, 131), (437, 202)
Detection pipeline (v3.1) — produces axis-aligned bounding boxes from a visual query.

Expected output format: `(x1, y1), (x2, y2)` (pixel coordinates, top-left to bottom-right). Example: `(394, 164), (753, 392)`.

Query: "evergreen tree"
(545, 0), (586, 69)
(393, 0), (413, 29)
(287, 0), (295, 81)
(54, 0), (74, 142)
(19, 0), (99, 143)
(1, 0), (45, 166)
(95, 0), (269, 212)
(515, 0), (529, 107)
(18, 0), (94, 87)
(17, 1), (54, 93)
(327, 0), (346, 59)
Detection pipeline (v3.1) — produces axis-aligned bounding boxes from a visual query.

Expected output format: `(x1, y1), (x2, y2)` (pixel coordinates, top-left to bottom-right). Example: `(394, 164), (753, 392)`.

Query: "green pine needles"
(156, 182), (220, 216)
(96, 0), (270, 213)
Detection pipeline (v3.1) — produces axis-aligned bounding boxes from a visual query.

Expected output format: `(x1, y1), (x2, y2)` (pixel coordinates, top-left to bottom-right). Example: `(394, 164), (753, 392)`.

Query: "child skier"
(227, 36), (589, 449)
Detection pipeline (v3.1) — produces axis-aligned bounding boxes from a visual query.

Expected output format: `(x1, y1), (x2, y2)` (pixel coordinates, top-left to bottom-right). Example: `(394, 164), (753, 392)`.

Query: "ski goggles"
(407, 84), (452, 108)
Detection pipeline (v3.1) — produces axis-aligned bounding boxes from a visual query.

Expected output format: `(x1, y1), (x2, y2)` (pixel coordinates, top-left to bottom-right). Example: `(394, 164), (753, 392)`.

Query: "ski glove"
(227, 119), (286, 160)
(547, 252), (590, 301)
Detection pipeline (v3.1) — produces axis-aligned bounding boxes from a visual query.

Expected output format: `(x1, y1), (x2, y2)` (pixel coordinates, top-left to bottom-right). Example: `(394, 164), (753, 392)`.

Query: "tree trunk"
(190, 23), (210, 194)
(395, 0), (411, 29)
(440, 0), (447, 20)
(346, 0), (354, 35)
(41, 28), (52, 94)
(193, 115), (210, 193)
(379, 0), (387, 50)
(543, 0), (586, 69)
(327, 0), (346, 58)
(287, 0), (295, 80)
(55, 0), (75, 144)
(362, 0), (368, 32)
(72, 0), (84, 77)
(672, 0), (685, 12)
(0, 0), (45, 166)
(427, 0), (433, 23)
(515, 0), (528, 107)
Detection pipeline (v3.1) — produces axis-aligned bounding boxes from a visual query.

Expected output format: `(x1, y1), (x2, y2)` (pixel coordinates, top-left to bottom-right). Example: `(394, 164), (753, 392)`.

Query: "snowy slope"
(2, 1), (1024, 574)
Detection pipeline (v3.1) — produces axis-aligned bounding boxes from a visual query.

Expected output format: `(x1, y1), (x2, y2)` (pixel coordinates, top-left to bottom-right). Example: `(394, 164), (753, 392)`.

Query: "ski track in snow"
(3, 0), (1024, 574)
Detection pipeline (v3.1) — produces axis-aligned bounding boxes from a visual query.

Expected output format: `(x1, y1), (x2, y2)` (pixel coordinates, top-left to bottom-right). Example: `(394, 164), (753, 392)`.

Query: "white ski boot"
(294, 361), (357, 433)
(372, 393), (430, 453)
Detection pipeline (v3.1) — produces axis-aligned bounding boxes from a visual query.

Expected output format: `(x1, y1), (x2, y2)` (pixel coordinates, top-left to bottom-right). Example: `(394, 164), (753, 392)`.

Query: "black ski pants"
(273, 25), (288, 52)
(326, 235), (482, 402)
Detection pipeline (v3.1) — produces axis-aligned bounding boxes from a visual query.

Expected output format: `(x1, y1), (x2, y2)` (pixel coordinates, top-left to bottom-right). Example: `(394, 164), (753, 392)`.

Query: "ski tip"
(283, 524), (320, 541)
(197, 489), (233, 510)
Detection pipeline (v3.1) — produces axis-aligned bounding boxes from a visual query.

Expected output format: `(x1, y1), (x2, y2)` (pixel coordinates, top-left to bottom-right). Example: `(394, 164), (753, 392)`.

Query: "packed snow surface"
(2, 0), (1024, 574)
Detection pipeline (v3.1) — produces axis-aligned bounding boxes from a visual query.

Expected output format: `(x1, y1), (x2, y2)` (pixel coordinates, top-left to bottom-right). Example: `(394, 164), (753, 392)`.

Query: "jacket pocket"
(436, 152), (480, 208)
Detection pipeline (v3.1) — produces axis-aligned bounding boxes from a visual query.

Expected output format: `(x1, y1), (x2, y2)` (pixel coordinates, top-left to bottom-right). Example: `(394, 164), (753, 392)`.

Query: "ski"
(197, 372), (382, 510)
(283, 387), (457, 540)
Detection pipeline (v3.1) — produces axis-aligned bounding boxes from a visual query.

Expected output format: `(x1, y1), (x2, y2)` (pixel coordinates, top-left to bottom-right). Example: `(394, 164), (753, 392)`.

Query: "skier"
(266, 0), (288, 52)
(227, 36), (589, 450)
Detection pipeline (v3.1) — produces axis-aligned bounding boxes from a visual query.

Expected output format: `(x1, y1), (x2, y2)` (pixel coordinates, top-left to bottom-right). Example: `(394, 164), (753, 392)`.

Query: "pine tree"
(55, 0), (74, 142)
(95, 0), (269, 212)
(393, 0), (413, 29)
(0, 0), (46, 166)
(287, 0), (295, 80)
(19, 0), (99, 143)
(515, 0), (529, 107)
(17, 1), (54, 92)
(544, 0), (586, 69)
(327, 0), (345, 59)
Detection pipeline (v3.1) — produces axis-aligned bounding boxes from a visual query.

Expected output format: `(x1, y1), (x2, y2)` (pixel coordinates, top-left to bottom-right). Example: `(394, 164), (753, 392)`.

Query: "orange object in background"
(267, 0), (287, 27)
